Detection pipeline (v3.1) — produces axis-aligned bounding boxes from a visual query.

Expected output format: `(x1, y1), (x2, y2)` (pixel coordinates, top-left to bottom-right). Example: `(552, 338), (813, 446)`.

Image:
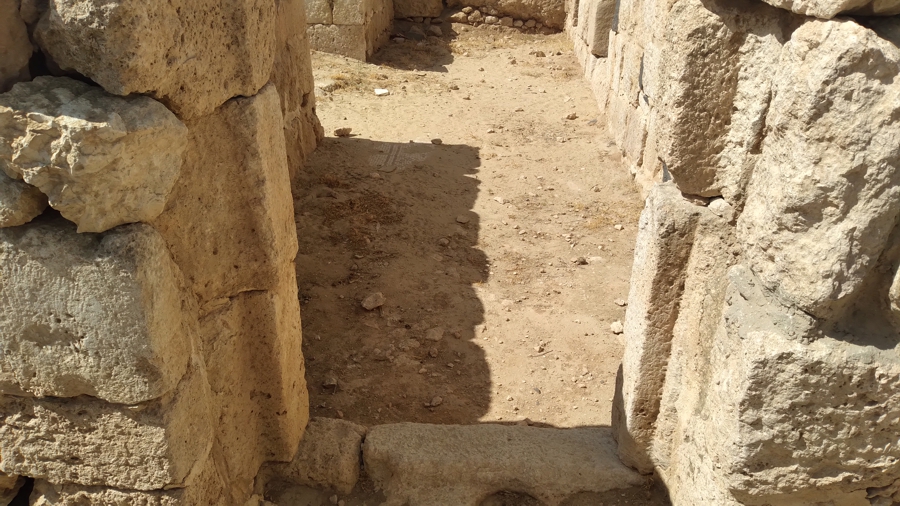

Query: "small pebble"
(611, 321), (624, 334)
(361, 292), (385, 310)
(334, 127), (352, 137)
(431, 138), (443, 145)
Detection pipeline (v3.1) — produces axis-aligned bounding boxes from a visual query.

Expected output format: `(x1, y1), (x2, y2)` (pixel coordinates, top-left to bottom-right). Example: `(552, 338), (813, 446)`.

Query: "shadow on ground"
(370, 16), (460, 72)
(294, 137), (490, 425)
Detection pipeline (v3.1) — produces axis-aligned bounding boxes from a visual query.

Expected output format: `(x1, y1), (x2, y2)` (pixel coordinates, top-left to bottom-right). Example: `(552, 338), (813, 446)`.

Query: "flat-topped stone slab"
(363, 423), (648, 506)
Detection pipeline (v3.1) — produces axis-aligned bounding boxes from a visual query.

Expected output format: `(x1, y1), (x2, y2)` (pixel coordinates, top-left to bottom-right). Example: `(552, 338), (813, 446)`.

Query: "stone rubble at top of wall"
(0, 0), (322, 504)
(570, 0), (900, 504)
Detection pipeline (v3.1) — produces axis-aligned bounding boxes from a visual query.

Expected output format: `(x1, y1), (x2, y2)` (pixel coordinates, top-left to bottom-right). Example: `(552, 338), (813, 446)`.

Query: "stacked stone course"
(570, 0), (900, 504)
(0, 0), (323, 504)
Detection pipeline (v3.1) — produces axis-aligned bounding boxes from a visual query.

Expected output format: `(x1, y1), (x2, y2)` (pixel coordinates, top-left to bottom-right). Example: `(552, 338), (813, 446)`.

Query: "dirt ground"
(294, 22), (644, 432)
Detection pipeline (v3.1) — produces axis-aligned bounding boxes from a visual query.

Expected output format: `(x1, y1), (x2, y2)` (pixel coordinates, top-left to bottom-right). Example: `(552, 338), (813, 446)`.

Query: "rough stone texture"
(447, 0), (564, 28)
(0, 0), (32, 93)
(0, 171), (47, 228)
(306, 0), (334, 23)
(394, 0), (444, 18)
(738, 19), (900, 319)
(613, 183), (702, 473)
(0, 77), (188, 233)
(198, 273), (308, 504)
(272, 0), (325, 182)
(30, 455), (228, 506)
(0, 359), (213, 491)
(760, 0), (900, 17)
(308, 25), (368, 61)
(364, 423), (647, 506)
(306, 0), (393, 61)
(152, 84), (299, 308)
(34, 0), (277, 119)
(572, 0), (615, 57)
(0, 215), (194, 404)
(263, 417), (367, 495)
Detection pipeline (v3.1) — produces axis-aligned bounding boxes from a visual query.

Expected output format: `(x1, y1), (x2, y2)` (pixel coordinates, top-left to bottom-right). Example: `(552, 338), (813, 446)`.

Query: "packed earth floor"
(294, 25), (644, 431)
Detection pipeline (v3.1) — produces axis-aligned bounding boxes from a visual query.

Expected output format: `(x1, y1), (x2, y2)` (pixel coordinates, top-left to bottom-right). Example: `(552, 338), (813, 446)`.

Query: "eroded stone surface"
(0, 215), (194, 404)
(152, 84), (298, 307)
(0, 77), (188, 233)
(0, 172), (48, 228)
(263, 417), (366, 495)
(0, 360), (213, 490)
(447, 0), (565, 28)
(738, 19), (900, 319)
(0, 0), (32, 93)
(35, 0), (276, 119)
(364, 423), (647, 506)
(760, 0), (900, 17)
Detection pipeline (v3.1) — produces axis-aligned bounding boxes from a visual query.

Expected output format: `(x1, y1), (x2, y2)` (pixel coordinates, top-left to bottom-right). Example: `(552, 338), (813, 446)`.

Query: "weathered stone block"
(364, 423), (647, 506)
(306, 0), (334, 24)
(0, 77), (188, 233)
(35, 0), (277, 119)
(333, 0), (369, 25)
(393, 0), (443, 18)
(198, 271), (308, 502)
(614, 183), (702, 473)
(0, 360), (214, 491)
(152, 84), (298, 307)
(272, 0), (324, 182)
(0, 172), (47, 228)
(574, 0), (615, 57)
(307, 24), (367, 61)
(0, 215), (194, 404)
(738, 19), (900, 319)
(263, 417), (366, 495)
(759, 0), (900, 17)
(0, 0), (31, 93)
(446, 0), (565, 28)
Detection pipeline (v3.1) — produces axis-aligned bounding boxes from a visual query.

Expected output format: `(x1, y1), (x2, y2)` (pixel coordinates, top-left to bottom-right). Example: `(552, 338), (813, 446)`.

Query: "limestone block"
(0, 361), (214, 491)
(333, 0), (368, 24)
(35, 0), (277, 119)
(575, 0), (615, 57)
(152, 84), (299, 307)
(364, 423), (647, 506)
(655, 265), (900, 505)
(264, 417), (366, 495)
(614, 183), (701, 473)
(0, 172), (47, 228)
(0, 215), (194, 404)
(306, 0), (334, 24)
(307, 24), (367, 61)
(446, 0), (565, 28)
(0, 77), (188, 233)
(0, 0), (31, 93)
(759, 0), (900, 17)
(273, 0), (324, 182)
(394, 0), (444, 18)
(31, 454), (228, 506)
(738, 19), (900, 319)
(198, 272), (308, 502)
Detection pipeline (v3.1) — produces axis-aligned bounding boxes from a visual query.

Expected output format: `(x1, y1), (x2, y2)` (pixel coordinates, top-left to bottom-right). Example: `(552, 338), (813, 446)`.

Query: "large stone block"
(0, 360), (214, 491)
(0, 0), (32, 93)
(654, 265), (900, 505)
(152, 84), (298, 307)
(0, 215), (194, 405)
(306, 0), (334, 24)
(307, 24), (367, 61)
(272, 0), (324, 182)
(0, 172), (47, 228)
(263, 417), (366, 495)
(364, 423), (647, 506)
(0, 77), (188, 233)
(198, 271), (308, 502)
(34, 0), (277, 119)
(574, 0), (615, 57)
(393, 0), (443, 18)
(760, 0), (900, 17)
(738, 19), (900, 319)
(614, 183), (702, 473)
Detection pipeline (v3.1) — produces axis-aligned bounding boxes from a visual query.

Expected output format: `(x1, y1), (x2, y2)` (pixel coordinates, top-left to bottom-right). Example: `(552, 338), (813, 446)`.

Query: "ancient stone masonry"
(571, 0), (900, 504)
(0, 0), (322, 504)
(306, 0), (394, 60)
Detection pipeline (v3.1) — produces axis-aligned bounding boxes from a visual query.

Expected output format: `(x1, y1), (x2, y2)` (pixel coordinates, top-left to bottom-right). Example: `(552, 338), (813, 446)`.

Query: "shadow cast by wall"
(369, 16), (460, 72)
(293, 137), (490, 425)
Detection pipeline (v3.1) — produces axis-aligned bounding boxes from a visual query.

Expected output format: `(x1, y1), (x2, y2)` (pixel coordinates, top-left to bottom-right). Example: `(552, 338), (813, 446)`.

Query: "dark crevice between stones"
(9, 477), (34, 506)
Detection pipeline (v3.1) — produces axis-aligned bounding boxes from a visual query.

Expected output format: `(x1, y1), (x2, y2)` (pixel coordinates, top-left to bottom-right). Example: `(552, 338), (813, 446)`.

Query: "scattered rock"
(461, 6), (473, 13)
(484, 15), (499, 24)
(565, 113), (578, 120)
(514, 20), (524, 27)
(525, 19), (536, 28)
(456, 215), (471, 224)
(407, 25), (426, 40)
(614, 299), (627, 307)
(334, 127), (352, 137)
(450, 11), (468, 22)
(610, 321), (624, 334)
(362, 292), (386, 310)
(449, 84), (459, 90)
(614, 224), (624, 230)
(500, 17), (514, 26)
(425, 327), (444, 342)
(572, 256), (588, 265)
(374, 88), (390, 96)
(438, 237), (450, 246)
(431, 138), (443, 145)
(426, 396), (443, 407)
(530, 50), (546, 57)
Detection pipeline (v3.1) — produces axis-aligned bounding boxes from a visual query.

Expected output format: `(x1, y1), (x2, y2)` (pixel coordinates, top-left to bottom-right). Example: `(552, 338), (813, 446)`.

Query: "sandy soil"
(293, 23), (644, 432)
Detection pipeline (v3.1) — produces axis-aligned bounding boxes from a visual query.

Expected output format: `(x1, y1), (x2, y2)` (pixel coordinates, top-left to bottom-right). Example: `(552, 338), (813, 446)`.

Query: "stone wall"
(571, 0), (900, 505)
(306, 0), (394, 60)
(0, 0), (322, 504)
